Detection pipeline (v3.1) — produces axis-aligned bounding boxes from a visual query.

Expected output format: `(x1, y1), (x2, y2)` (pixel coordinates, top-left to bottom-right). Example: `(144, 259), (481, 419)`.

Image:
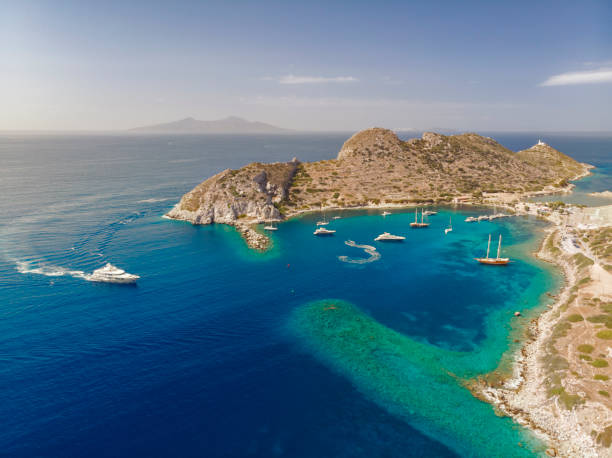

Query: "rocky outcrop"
(166, 159), (299, 225)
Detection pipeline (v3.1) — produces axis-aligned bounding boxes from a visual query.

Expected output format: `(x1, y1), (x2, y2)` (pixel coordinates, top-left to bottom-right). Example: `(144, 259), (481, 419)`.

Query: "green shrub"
(567, 314), (584, 322)
(586, 315), (612, 328)
(594, 374), (609, 381)
(590, 359), (609, 368)
(596, 330), (612, 340)
(577, 344), (594, 353)
(598, 390), (610, 397)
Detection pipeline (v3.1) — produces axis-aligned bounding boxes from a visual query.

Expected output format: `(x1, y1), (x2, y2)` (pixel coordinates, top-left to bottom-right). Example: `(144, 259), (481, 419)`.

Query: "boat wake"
(16, 260), (138, 283)
(137, 197), (173, 203)
(16, 260), (87, 279)
(338, 240), (381, 264)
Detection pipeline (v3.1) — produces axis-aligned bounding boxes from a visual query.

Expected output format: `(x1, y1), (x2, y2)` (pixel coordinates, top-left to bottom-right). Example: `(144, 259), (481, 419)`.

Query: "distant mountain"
(129, 116), (291, 134)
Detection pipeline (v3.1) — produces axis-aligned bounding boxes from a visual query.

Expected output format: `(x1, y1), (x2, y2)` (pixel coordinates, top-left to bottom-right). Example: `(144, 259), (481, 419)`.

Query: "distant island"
(165, 128), (591, 249)
(130, 116), (290, 134)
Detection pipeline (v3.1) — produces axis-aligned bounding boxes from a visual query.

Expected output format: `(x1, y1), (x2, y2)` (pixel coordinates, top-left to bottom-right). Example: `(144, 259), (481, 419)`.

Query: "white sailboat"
(445, 217), (453, 234)
(264, 221), (278, 231)
(316, 207), (329, 226)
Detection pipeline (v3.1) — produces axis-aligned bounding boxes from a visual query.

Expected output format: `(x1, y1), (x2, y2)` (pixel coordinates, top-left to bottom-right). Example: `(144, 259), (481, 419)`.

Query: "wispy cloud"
(265, 74), (358, 85)
(540, 68), (612, 86)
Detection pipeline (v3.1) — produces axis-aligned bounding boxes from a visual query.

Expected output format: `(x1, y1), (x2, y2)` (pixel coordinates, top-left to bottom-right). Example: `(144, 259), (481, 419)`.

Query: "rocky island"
(165, 128), (590, 249)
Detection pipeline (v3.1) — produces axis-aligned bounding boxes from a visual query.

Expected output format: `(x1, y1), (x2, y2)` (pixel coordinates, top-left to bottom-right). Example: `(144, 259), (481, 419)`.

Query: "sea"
(0, 132), (610, 457)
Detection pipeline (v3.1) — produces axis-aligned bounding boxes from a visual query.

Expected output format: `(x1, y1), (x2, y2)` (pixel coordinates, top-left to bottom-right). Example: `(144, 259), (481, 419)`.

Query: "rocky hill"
(516, 141), (586, 184)
(164, 128), (591, 248)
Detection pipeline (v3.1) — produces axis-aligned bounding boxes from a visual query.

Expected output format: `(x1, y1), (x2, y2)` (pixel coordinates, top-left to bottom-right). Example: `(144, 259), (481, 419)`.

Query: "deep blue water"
(0, 133), (610, 457)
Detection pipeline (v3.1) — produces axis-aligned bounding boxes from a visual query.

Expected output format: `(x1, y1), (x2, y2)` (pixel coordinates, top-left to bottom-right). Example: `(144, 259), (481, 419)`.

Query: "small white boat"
(445, 217), (453, 235)
(477, 215), (490, 221)
(465, 216), (478, 222)
(374, 232), (405, 242)
(314, 227), (336, 236)
(382, 211), (391, 216)
(332, 216), (342, 220)
(264, 224), (278, 231)
(86, 263), (139, 284)
(423, 210), (437, 216)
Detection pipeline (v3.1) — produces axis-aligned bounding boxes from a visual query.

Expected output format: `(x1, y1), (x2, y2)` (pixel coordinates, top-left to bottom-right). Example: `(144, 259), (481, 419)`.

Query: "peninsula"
(165, 128), (590, 249)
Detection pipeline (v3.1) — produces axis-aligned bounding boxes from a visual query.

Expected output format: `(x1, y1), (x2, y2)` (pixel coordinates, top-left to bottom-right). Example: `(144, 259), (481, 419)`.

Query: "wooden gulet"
(410, 208), (430, 228)
(475, 234), (510, 265)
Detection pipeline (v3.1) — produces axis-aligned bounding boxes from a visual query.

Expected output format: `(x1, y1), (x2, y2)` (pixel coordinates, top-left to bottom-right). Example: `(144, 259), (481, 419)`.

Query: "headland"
(165, 129), (592, 250)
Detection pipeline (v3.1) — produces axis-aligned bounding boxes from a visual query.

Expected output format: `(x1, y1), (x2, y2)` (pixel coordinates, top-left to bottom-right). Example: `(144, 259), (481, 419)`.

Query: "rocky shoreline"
(471, 208), (612, 457)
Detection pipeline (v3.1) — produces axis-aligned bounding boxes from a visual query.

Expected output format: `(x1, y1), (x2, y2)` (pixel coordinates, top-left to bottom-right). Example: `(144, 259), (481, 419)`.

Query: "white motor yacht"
(374, 232), (405, 242)
(86, 263), (139, 284)
(314, 227), (336, 236)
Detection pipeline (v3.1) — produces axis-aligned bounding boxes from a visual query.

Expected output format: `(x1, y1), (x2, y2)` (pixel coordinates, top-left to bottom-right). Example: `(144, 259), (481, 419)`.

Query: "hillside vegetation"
(166, 128), (590, 225)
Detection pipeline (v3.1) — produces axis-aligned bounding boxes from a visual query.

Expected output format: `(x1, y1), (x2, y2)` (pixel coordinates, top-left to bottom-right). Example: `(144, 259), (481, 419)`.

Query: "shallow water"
(0, 133), (609, 457)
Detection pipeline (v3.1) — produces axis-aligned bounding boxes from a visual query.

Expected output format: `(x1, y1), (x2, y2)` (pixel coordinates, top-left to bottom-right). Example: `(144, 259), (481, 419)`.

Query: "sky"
(1, 0), (611, 132)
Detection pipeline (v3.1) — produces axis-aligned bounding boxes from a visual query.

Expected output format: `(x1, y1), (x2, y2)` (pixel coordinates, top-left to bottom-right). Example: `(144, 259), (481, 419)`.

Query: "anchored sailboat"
(410, 208), (430, 228)
(445, 217), (453, 235)
(316, 207), (329, 226)
(264, 221), (278, 231)
(475, 234), (510, 265)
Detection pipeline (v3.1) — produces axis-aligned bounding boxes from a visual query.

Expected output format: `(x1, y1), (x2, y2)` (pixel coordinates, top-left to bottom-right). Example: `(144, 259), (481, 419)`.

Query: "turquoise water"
(0, 133), (608, 457)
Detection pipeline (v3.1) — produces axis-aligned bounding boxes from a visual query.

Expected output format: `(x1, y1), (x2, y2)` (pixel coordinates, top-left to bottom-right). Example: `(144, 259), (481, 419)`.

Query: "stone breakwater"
(235, 223), (270, 251)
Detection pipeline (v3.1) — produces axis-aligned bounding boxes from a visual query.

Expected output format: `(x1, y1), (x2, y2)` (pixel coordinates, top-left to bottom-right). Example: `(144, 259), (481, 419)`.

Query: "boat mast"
(415, 208), (418, 223)
(486, 234), (491, 259)
(497, 234), (502, 259)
